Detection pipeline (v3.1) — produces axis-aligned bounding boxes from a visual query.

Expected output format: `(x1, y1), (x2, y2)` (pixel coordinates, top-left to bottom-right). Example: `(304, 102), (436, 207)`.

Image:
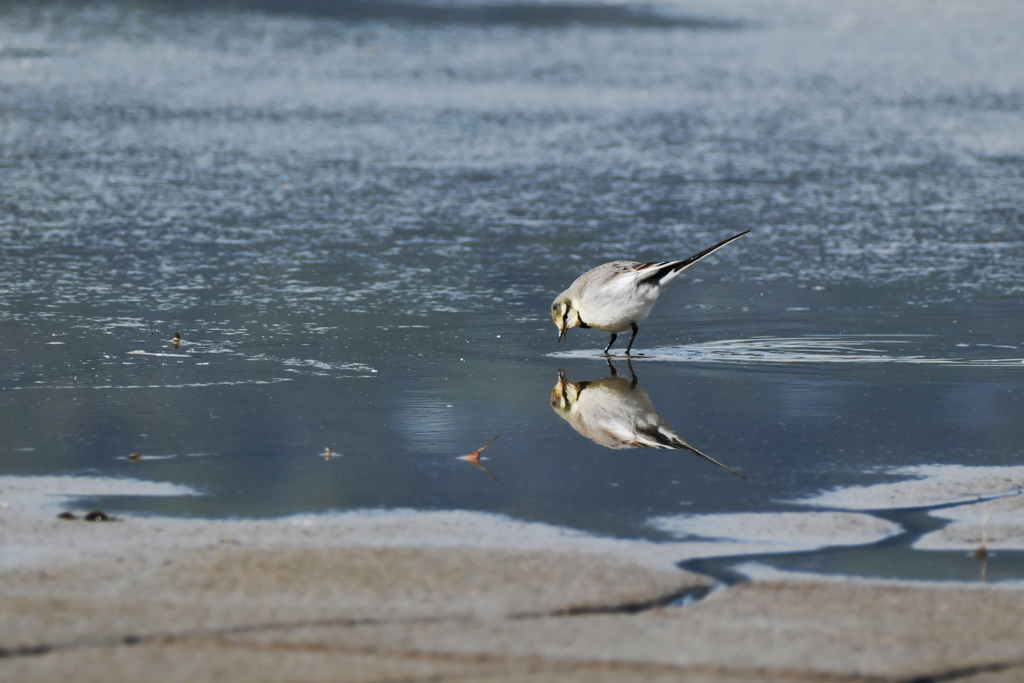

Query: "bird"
(551, 231), (749, 355)
(551, 360), (745, 477)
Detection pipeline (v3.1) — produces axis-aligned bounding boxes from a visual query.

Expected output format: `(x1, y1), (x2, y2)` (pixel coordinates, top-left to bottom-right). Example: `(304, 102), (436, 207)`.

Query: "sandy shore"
(2, 476), (1024, 682)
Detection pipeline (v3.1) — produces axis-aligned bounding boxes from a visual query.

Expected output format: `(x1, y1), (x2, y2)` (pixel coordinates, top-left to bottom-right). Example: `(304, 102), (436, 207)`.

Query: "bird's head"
(551, 296), (581, 343)
(550, 368), (582, 413)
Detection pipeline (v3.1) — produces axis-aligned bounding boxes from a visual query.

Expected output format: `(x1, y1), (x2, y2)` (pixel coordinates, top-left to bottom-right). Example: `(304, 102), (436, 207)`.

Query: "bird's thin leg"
(603, 333), (618, 355)
(624, 323), (639, 355)
(624, 356), (638, 388)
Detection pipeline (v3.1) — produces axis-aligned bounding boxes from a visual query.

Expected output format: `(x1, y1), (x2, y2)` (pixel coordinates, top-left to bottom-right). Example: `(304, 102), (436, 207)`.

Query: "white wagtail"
(550, 361), (745, 477)
(551, 231), (749, 354)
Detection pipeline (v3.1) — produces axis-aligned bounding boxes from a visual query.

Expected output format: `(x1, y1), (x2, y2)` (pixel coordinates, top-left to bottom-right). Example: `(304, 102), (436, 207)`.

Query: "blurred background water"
(1, 0), (1023, 581)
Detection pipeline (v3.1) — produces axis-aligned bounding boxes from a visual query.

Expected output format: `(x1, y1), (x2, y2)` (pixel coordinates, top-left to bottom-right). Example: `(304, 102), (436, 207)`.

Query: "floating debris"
(974, 512), (992, 561)
(172, 331), (181, 349)
(457, 434), (500, 482)
(57, 509), (116, 522)
(120, 452), (176, 462)
(323, 447), (338, 461)
(973, 513), (992, 582)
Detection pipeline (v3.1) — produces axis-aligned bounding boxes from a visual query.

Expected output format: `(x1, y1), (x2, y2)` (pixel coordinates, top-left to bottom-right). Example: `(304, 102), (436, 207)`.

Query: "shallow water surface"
(1, 0), (1024, 582)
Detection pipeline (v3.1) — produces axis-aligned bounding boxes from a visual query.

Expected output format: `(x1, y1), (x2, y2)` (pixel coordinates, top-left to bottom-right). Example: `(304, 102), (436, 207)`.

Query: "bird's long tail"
(636, 425), (747, 478)
(674, 440), (747, 479)
(637, 230), (750, 287)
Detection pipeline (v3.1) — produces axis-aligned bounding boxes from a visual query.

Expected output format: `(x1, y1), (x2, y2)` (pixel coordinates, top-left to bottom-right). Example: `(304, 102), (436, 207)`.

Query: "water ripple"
(552, 336), (1024, 367)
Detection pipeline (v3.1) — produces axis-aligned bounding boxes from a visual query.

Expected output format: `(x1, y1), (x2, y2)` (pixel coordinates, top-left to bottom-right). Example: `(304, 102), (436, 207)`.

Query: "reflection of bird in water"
(551, 360), (746, 478)
(551, 231), (748, 355)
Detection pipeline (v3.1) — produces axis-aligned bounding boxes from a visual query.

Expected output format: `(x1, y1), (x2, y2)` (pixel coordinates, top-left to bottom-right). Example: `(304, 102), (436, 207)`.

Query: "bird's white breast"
(570, 263), (661, 332)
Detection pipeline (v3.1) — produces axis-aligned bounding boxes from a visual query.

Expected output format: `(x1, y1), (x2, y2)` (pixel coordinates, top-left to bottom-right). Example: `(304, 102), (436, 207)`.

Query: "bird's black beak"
(558, 327), (567, 343)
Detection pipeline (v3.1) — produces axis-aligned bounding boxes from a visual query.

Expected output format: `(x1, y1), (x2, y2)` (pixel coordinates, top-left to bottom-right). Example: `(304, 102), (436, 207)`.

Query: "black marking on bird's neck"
(573, 307), (591, 329)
